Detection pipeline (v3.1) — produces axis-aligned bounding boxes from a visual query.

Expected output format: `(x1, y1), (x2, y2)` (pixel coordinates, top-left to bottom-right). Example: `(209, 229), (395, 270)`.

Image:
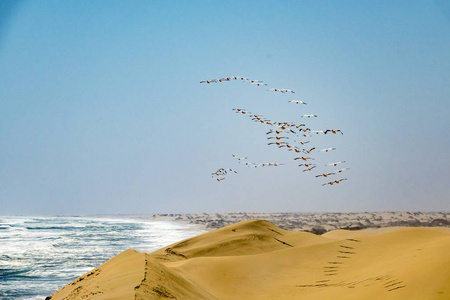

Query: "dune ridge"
(49, 220), (450, 299)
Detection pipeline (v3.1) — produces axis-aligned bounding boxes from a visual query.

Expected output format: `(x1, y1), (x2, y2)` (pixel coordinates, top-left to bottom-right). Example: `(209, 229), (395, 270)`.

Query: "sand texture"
(49, 220), (450, 300)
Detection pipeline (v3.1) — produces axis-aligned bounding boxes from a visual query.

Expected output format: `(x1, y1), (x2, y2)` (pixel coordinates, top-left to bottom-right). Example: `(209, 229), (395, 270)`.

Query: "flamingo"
(326, 161), (346, 167)
(289, 100), (307, 105)
(319, 148), (336, 152)
(324, 129), (343, 135)
(315, 173), (335, 178)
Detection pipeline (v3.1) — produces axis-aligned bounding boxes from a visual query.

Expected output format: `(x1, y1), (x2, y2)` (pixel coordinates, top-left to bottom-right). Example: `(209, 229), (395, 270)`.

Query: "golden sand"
(49, 220), (450, 299)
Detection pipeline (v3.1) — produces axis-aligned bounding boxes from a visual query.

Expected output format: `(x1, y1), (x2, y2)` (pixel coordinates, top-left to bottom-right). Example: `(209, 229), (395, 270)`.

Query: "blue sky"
(1, 0), (449, 215)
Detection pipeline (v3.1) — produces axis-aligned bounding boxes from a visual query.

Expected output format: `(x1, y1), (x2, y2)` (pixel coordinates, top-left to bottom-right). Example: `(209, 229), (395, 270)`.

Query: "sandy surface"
(49, 218), (450, 300)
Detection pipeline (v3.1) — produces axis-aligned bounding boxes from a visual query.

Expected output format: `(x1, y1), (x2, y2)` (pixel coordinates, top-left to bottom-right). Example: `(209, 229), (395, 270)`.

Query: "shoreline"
(105, 211), (450, 234)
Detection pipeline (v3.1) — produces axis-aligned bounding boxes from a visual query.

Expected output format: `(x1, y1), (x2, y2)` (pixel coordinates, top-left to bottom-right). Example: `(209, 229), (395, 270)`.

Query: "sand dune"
(49, 220), (450, 299)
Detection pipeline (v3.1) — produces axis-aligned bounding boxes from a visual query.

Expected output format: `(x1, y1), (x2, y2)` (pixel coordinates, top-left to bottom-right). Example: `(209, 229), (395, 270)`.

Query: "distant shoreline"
(104, 211), (450, 235)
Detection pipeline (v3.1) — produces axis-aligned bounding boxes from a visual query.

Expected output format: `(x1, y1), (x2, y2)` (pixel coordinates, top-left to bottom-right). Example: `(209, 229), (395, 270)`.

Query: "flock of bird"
(203, 77), (349, 186)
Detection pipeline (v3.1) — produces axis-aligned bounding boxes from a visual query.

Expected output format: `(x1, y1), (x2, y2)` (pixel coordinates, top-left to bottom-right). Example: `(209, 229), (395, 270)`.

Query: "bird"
(294, 157), (315, 161)
(280, 89), (295, 93)
(326, 161), (346, 167)
(319, 148), (336, 152)
(250, 82), (267, 86)
(289, 147), (303, 153)
(289, 100), (307, 105)
(323, 178), (347, 185)
(303, 166), (317, 172)
(304, 147), (316, 154)
(298, 163), (315, 168)
(268, 141), (287, 146)
(315, 173), (335, 178)
(232, 155), (247, 161)
(214, 177), (226, 182)
(279, 144), (294, 149)
(335, 178), (348, 183)
(324, 129), (343, 135)
(310, 130), (324, 134)
(200, 79), (218, 84)
(301, 114), (318, 118)
(335, 168), (350, 173)
(266, 129), (285, 135)
(267, 136), (288, 140)
(295, 140), (310, 145)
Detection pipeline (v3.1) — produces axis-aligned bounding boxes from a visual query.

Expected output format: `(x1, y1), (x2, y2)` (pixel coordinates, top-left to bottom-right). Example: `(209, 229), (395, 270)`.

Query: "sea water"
(0, 216), (206, 299)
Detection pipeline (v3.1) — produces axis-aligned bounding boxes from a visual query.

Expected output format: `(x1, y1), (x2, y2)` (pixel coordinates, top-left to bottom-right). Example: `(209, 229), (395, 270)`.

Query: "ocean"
(0, 216), (207, 299)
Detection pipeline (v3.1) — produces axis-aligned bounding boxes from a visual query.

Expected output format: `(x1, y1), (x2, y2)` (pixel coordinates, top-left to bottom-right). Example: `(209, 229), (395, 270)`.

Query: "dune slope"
(49, 220), (450, 300)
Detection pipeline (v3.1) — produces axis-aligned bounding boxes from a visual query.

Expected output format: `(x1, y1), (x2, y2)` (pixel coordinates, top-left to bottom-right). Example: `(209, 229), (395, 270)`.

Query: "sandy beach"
(48, 212), (450, 299)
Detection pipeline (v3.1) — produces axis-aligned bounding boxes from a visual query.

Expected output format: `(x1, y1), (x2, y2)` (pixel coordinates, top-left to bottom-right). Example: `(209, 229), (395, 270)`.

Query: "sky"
(0, 0), (449, 215)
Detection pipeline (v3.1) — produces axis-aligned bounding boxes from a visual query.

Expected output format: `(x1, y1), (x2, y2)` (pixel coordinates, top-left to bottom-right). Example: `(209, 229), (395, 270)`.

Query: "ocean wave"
(0, 216), (206, 299)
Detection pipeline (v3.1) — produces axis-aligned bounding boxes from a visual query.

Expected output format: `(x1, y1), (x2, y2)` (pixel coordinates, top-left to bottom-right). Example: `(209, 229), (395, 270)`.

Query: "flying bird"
(301, 114), (318, 118)
(294, 157), (315, 161)
(324, 129), (343, 135)
(200, 79), (218, 84)
(250, 82), (267, 86)
(319, 148), (336, 152)
(335, 178), (348, 183)
(279, 144), (294, 149)
(289, 100), (307, 105)
(266, 129), (285, 135)
(289, 147), (303, 153)
(326, 161), (346, 167)
(298, 163), (316, 168)
(304, 147), (316, 154)
(335, 168), (350, 173)
(323, 178), (347, 186)
(303, 166), (317, 172)
(232, 155), (247, 161)
(315, 173), (335, 178)
(268, 141), (287, 146)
